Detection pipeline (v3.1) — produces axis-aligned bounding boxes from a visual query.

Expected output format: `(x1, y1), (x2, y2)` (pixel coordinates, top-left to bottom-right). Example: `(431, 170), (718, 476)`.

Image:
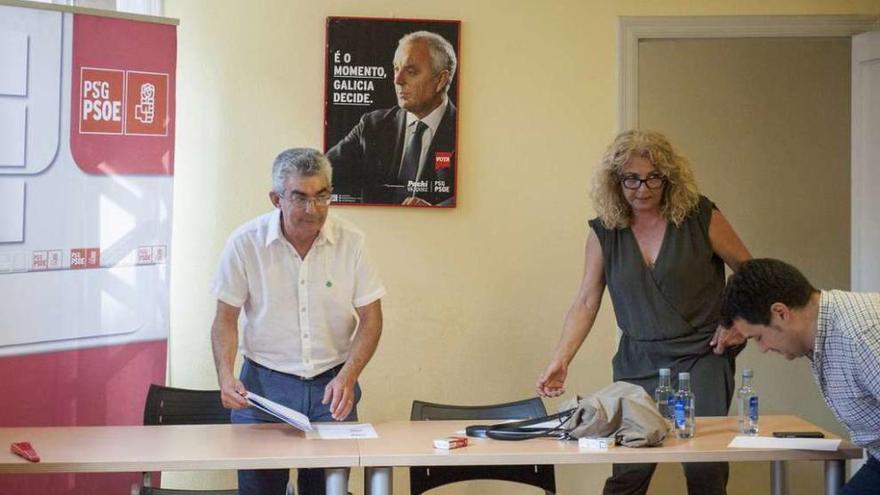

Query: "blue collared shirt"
(812, 290), (880, 461)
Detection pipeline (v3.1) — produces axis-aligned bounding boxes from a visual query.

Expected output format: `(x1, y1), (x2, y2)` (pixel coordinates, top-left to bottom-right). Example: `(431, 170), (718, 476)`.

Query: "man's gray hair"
(396, 31), (457, 92)
(272, 148), (333, 193)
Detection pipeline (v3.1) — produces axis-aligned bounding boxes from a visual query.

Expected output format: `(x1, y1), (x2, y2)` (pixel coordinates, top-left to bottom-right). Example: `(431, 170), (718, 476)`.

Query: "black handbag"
(465, 408), (577, 441)
(465, 382), (669, 447)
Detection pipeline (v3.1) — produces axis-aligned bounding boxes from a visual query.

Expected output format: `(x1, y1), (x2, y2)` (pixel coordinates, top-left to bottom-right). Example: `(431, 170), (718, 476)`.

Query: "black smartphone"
(772, 431), (825, 438)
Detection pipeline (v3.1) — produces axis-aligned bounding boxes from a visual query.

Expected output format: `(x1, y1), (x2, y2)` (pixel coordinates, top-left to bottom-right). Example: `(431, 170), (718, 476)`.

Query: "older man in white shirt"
(211, 148), (385, 495)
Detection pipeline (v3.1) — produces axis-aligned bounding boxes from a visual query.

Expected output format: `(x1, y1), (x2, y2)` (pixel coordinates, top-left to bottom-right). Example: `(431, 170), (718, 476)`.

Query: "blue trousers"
(842, 455), (880, 495)
(232, 358), (361, 495)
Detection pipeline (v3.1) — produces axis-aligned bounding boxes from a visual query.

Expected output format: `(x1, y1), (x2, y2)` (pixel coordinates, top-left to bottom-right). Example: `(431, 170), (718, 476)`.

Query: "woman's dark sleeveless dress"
(589, 195), (737, 495)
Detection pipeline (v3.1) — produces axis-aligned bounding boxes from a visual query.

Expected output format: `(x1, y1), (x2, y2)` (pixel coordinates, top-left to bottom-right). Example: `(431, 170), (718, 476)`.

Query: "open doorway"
(620, 15), (875, 495)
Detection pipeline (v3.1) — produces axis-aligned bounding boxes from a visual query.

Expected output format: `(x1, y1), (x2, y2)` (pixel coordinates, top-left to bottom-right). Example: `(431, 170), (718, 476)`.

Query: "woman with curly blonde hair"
(537, 130), (751, 495)
(592, 130), (700, 229)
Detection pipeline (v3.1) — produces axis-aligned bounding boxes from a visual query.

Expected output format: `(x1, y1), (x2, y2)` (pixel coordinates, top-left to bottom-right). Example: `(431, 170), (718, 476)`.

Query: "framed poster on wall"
(324, 17), (460, 207)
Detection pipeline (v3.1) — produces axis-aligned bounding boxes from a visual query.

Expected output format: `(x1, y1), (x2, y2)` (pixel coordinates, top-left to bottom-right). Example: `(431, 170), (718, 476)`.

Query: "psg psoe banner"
(324, 17), (460, 207)
(0, 3), (174, 493)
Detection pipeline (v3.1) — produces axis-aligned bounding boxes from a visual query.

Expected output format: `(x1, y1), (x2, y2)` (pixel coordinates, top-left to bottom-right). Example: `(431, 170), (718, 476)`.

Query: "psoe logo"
(77, 68), (169, 136)
(126, 71), (168, 136)
(79, 67), (124, 134)
(135, 83), (155, 124)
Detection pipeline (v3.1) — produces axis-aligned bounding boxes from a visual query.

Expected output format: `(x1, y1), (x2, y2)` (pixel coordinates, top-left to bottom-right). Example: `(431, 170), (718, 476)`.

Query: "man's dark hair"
(720, 258), (818, 327)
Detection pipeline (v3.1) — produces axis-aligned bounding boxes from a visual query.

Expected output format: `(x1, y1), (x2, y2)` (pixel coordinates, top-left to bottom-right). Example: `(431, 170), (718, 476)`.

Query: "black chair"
(409, 397), (556, 495)
(139, 489), (238, 495)
(138, 384), (235, 495)
(142, 384), (231, 426)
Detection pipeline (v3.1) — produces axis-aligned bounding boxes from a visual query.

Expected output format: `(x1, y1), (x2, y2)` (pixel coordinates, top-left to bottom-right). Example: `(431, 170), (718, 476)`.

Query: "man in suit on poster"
(327, 30), (457, 206)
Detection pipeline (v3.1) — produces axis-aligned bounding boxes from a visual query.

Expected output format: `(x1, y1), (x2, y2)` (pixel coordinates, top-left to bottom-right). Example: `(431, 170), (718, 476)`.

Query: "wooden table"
(0, 423), (359, 495)
(358, 416), (863, 495)
(0, 416), (863, 495)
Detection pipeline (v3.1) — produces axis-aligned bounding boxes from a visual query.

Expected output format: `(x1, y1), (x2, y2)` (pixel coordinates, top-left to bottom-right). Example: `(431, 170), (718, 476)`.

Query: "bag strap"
(465, 408), (576, 441)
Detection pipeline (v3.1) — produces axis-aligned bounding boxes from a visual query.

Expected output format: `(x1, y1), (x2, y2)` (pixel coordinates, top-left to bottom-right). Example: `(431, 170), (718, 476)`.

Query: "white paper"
(305, 423), (378, 440)
(728, 435), (841, 451)
(246, 391), (313, 432)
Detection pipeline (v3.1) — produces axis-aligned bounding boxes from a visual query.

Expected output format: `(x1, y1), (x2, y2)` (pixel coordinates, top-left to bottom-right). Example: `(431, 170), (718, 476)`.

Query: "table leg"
(325, 467), (348, 495)
(771, 460), (788, 495)
(824, 460), (845, 495)
(364, 466), (393, 495)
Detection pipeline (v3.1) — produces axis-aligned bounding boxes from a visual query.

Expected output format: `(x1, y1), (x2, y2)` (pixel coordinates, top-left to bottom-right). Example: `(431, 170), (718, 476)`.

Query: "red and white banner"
(0, 5), (175, 494)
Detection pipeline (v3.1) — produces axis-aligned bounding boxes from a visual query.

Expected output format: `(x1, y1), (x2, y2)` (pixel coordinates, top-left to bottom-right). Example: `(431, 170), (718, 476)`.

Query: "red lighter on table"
(433, 436), (468, 450)
(10, 442), (40, 462)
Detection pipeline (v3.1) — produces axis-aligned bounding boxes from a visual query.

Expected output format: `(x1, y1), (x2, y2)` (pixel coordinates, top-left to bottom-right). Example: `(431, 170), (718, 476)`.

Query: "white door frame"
(851, 31), (880, 293)
(618, 15), (878, 130)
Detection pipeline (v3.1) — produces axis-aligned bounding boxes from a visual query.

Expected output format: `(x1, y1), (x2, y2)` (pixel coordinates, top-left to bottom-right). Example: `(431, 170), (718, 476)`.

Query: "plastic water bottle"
(654, 368), (674, 422)
(674, 372), (696, 439)
(737, 368), (759, 435)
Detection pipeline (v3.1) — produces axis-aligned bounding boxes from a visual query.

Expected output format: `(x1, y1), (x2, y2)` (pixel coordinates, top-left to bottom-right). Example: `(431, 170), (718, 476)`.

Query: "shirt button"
(301, 307), (306, 312)
(303, 334), (309, 339)
(300, 279), (305, 285)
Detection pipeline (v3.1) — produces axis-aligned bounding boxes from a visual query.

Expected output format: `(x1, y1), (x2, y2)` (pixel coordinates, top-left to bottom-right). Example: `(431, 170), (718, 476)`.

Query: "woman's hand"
(710, 324), (746, 354)
(536, 360), (568, 397)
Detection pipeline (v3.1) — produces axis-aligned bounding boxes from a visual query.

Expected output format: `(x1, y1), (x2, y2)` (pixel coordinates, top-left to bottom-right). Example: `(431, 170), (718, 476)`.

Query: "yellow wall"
(164, 1), (880, 493)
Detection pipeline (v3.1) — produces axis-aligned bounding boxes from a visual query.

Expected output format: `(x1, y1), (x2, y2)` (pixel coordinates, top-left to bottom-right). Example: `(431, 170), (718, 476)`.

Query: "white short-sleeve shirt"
(211, 209), (386, 377)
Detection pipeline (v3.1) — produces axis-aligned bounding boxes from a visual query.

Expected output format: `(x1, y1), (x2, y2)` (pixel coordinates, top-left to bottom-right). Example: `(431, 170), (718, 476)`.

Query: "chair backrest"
(139, 385), (235, 494)
(411, 396), (548, 421)
(409, 397), (556, 495)
(143, 384), (230, 426)
(140, 488), (238, 495)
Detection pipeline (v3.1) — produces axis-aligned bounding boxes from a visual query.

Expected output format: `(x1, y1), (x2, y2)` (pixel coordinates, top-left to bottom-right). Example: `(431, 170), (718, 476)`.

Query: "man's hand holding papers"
(245, 391), (313, 432)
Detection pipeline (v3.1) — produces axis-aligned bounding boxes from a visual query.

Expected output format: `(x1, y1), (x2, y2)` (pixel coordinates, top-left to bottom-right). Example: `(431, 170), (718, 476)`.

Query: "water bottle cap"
(743, 368), (754, 377)
(659, 368), (670, 376)
(679, 372), (690, 379)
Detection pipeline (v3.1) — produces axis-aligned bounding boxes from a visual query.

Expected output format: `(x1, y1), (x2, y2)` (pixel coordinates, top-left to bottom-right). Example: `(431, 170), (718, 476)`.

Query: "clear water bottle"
(674, 372), (696, 439)
(655, 368), (674, 422)
(737, 368), (759, 435)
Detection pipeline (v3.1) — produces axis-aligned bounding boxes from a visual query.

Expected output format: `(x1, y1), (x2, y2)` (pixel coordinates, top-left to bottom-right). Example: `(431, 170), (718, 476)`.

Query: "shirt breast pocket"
(315, 256), (356, 310)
